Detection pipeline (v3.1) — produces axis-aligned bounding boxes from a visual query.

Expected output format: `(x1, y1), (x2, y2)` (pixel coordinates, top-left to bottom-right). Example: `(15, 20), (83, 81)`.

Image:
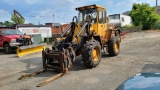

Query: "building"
(108, 14), (132, 27)
(45, 23), (70, 35)
(17, 24), (52, 42)
(156, 6), (160, 14)
(123, 11), (130, 15)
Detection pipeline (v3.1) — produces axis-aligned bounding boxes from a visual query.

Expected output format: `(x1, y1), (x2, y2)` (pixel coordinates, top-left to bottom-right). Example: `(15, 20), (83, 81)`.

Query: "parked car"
(117, 72), (160, 90)
(0, 29), (32, 53)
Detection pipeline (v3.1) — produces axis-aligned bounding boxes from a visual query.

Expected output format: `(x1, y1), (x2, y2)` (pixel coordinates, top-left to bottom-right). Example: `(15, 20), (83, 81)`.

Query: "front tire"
(82, 40), (101, 68)
(4, 44), (12, 54)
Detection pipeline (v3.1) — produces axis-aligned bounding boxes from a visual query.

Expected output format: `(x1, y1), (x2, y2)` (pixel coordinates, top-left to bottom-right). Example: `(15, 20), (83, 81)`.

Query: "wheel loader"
(19, 4), (121, 87)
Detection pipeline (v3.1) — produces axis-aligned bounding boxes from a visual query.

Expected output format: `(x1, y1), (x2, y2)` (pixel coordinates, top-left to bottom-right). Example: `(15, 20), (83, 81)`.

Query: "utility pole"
(53, 14), (55, 23)
(156, 0), (158, 6)
(156, 0), (158, 14)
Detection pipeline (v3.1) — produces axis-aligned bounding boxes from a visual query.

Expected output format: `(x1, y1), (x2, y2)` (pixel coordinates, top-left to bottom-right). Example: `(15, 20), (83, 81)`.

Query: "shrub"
(122, 24), (135, 29)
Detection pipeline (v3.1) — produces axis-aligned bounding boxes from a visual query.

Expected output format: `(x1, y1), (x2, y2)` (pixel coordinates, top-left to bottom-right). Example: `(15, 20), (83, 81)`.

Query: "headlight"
(11, 39), (16, 43)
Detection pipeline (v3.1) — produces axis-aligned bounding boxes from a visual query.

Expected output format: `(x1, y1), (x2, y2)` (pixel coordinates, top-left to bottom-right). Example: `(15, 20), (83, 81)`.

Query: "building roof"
(17, 24), (49, 27)
(109, 14), (130, 17)
(75, 4), (106, 11)
(123, 11), (130, 15)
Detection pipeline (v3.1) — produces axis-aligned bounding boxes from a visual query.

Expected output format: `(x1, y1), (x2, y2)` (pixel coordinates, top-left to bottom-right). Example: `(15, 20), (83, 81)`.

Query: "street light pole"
(156, 0), (158, 14)
(156, 0), (158, 6)
(53, 14), (55, 23)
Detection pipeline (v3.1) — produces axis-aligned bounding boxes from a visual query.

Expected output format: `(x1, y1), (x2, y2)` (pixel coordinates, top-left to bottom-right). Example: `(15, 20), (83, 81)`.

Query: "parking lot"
(0, 31), (160, 90)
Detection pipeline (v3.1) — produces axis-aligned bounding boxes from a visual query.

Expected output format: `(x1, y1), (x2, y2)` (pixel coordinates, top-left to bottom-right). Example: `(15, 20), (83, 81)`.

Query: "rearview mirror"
(0, 34), (2, 37)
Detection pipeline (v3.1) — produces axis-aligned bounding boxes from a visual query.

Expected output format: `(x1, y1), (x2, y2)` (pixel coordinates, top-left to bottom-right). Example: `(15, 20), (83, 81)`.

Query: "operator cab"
(76, 4), (107, 24)
(75, 4), (107, 37)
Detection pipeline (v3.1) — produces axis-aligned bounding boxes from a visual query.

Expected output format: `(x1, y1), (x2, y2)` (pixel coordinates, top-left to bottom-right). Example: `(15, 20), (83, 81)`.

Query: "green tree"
(129, 3), (160, 30)
(3, 21), (14, 26)
(11, 14), (25, 24)
(29, 23), (33, 25)
(0, 22), (3, 25)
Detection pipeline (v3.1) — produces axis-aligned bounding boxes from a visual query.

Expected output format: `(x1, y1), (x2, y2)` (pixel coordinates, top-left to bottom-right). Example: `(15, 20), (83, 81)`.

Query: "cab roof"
(75, 4), (106, 11)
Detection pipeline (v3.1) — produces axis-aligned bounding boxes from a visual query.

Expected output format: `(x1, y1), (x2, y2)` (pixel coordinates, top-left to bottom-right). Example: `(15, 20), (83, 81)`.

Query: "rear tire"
(115, 31), (120, 37)
(108, 36), (120, 56)
(4, 44), (12, 54)
(115, 31), (121, 41)
(82, 40), (101, 68)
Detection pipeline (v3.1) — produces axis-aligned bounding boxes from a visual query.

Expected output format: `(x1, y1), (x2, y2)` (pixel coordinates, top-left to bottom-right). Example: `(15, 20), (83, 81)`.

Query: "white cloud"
(25, 0), (45, 5)
(2, 0), (17, 5)
(25, 9), (56, 24)
(0, 9), (11, 22)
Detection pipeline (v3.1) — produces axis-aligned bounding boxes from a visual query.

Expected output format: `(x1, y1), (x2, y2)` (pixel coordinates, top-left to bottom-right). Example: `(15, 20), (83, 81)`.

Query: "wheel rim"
(92, 46), (100, 62)
(114, 41), (119, 53)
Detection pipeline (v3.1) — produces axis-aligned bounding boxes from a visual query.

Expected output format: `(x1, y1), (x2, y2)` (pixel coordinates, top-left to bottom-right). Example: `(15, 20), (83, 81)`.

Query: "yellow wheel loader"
(19, 4), (121, 87)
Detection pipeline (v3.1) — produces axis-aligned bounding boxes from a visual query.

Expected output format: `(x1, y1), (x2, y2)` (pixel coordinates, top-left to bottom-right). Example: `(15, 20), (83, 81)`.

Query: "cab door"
(97, 10), (106, 43)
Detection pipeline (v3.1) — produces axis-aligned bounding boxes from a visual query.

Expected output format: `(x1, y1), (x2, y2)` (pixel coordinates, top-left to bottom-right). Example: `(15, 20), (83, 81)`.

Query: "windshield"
(2, 30), (23, 35)
(78, 8), (97, 24)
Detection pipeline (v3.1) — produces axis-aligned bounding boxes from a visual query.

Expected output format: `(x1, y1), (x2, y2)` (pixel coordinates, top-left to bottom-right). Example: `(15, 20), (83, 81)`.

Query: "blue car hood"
(117, 73), (160, 90)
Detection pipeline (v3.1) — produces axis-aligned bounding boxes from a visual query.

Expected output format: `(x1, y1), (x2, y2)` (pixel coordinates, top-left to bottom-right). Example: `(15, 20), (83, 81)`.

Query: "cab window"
(103, 11), (106, 23)
(99, 10), (103, 23)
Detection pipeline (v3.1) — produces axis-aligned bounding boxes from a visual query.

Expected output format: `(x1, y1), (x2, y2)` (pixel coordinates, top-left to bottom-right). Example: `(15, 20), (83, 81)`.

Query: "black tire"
(4, 44), (12, 54)
(82, 40), (101, 68)
(108, 36), (120, 56)
(45, 48), (52, 65)
(115, 31), (121, 41)
(115, 31), (120, 37)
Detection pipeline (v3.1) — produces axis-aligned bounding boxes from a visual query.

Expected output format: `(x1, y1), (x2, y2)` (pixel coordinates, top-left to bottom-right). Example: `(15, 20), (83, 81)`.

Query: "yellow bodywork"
(17, 44), (46, 57)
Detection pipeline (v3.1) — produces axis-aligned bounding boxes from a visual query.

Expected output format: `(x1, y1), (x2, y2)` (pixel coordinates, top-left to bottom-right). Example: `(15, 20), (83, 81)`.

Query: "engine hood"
(4, 35), (30, 39)
(4, 35), (21, 39)
(117, 73), (160, 90)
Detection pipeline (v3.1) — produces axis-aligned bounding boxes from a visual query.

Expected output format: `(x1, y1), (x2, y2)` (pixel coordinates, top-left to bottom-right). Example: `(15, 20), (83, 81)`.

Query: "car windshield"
(2, 30), (23, 35)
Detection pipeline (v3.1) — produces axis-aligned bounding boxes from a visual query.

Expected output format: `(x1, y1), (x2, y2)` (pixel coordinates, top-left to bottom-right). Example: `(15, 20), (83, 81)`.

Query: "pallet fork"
(19, 49), (71, 87)
(18, 23), (75, 87)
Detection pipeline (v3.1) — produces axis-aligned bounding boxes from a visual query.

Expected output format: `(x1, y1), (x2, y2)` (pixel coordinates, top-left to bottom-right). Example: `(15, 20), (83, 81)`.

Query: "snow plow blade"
(17, 43), (46, 57)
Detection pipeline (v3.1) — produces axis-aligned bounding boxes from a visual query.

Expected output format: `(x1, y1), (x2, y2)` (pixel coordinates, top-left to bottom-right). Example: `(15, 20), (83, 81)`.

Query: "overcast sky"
(0, 0), (158, 24)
